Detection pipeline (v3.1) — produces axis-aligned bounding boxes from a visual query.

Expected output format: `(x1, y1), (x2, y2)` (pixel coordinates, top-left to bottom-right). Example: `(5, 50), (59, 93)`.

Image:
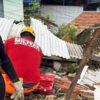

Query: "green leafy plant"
(69, 63), (79, 73)
(68, 24), (77, 43)
(55, 23), (67, 38)
(43, 14), (55, 28)
(78, 23), (100, 54)
(55, 24), (77, 43)
(45, 14), (53, 20)
(29, 2), (40, 14)
(24, 1), (41, 25)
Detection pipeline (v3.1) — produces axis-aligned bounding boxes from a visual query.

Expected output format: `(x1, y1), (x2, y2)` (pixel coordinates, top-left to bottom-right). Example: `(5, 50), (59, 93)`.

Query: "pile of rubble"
(5, 66), (100, 100)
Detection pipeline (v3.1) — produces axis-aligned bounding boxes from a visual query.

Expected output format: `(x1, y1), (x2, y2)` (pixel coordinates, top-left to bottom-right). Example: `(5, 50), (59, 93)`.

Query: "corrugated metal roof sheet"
(91, 54), (100, 61)
(79, 69), (100, 86)
(0, 18), (83, 60)
(66, 42), (83, 59)
(0, 18), (14, 41)
(7, 23), (25, 39)
(30, 18), (83, 59)
(31, 18), (70, 59)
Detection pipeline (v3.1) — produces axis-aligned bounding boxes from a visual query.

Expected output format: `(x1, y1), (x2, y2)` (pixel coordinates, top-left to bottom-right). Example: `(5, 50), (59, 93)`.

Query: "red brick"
(54, 77), (93, 99)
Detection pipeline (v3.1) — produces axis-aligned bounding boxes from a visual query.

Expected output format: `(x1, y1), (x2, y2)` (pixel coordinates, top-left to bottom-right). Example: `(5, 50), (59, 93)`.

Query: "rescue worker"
(4, 27), (42, 93)
(0, 36), (24, 100)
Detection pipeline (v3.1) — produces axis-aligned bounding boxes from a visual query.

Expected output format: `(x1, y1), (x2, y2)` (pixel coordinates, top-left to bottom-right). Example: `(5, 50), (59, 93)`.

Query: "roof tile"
(71, 12), (100, 35)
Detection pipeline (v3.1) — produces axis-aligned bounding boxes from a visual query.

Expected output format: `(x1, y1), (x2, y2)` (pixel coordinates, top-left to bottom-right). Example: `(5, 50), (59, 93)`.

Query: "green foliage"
(79, 23), (100, 45)
(93, 23), (100, 27)
(45, 14), (53, 20)
(24, 1), (41, 25)
(55, 23), (67, 38)
(43, 14), (55, 28)
(79, 23), (100, 54)
(55, 24), (77, 43)
(68, 24), (77, 43)
(29, 2), (40, 14)
(79, 28), (95, 45)
(69, 63), (79, 73)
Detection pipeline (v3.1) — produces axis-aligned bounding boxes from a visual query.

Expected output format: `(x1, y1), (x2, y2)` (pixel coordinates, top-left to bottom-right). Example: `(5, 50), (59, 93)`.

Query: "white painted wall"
(41, 5), (83, 25)
(3, 0), (24, 21)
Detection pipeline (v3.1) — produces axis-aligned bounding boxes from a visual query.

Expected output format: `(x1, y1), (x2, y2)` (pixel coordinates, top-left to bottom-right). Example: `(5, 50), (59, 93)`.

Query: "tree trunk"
(64, 28), (100, 100)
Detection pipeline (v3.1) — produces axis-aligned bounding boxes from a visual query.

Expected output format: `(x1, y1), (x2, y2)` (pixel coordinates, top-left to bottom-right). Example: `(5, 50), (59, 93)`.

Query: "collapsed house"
(0, 17), (83, 69)
(0, 17), (100, 99)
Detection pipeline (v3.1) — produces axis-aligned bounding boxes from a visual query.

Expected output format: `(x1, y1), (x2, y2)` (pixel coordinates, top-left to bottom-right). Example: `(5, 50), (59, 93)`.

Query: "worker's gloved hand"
(10, 80), (24, 100)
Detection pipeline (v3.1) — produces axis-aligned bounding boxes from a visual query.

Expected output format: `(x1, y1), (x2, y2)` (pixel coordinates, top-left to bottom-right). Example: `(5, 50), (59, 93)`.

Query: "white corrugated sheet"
(91, 54), (100, 61)
(0, 18), (14, 41)
(78, 65), (89, 84)
(41, 5), (83, 26)
(66, 42), (83, 59)
(0, 18), (83, 60)
(7, 23), (25, 39)
(79, 69), (100, 87)
(30, 18), (83, 59)
(31, 18), (70, 59)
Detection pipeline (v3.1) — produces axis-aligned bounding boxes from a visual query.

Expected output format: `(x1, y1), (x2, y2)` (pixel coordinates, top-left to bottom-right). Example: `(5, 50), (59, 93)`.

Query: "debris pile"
(54, 77), (94, 99)
(5, 66), (100, 100)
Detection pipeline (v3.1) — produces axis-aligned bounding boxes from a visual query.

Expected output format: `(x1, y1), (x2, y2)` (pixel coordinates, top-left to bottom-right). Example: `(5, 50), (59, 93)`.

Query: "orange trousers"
(2, 74), (39, 94)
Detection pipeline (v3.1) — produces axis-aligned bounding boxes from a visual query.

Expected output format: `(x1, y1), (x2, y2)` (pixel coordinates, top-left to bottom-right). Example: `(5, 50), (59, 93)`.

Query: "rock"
(53, 71), (56, 74)
(53, 61), (62, 71)
(45, 95), (56, 100)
